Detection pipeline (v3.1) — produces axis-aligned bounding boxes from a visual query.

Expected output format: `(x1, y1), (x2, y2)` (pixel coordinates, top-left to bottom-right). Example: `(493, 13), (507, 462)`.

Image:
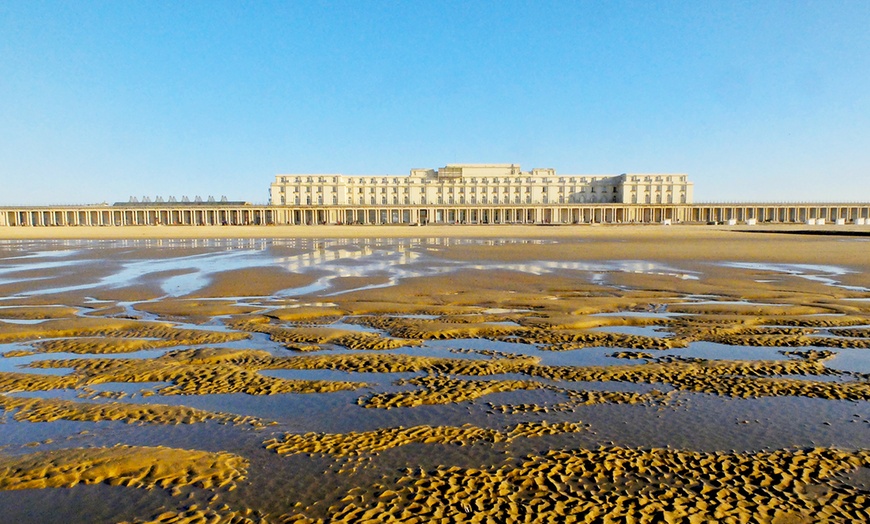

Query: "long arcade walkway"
(2, 203), (869, 227)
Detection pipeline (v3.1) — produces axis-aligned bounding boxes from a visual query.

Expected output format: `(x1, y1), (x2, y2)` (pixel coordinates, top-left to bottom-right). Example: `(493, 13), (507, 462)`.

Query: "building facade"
(269, 164), (693, 209)
(4, 164), (869, 227)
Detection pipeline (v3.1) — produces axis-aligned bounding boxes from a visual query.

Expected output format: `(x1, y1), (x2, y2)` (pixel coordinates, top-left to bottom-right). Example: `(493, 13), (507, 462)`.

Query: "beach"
(2, 222), (869, 240)
(0, 225), (868, 522)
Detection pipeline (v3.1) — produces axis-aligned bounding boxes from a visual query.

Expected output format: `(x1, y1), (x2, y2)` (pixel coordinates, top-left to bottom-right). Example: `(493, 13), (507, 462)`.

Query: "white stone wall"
(269, 165), (692, 206)
(617, 174), (693, 204)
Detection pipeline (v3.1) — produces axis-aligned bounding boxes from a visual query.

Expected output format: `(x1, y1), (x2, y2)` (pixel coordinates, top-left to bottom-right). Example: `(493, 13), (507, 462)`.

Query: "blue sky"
(1, 1), (868, 205)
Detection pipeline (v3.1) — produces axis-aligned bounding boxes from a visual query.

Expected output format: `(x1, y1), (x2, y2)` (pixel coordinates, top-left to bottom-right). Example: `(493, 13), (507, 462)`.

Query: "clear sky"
(1, 1), (868, 205)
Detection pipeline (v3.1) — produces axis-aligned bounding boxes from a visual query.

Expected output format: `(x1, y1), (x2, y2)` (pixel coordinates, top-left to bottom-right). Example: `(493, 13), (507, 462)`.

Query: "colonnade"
(2, 203), (868, 227)
(268, 204), (686, 225)
(0, 206), (273, 227)
(688, 204), (870, 225)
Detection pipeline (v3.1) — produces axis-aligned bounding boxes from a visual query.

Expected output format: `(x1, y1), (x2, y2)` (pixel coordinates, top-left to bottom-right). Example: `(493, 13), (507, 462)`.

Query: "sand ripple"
(289, 446), (870, 523)
(0, 394), (263, 426)
(265, 421), (587, 458)
(21, 348), (365, 396)
(0, 445), (247, 491)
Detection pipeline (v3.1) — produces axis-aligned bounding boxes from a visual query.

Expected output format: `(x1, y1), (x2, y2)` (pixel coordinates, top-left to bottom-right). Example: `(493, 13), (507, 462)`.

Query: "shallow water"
(0, 238), (868, 523)
(0, 238), (707, 299)
(719, 261), (870, 292)
(591, 325), (671, 337)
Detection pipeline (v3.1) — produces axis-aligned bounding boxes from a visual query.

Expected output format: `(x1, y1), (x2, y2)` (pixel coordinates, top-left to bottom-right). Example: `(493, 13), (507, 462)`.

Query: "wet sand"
(0, 445), (247, 491)
(0, 228), (868, 522)
(0, 222), (868, 238)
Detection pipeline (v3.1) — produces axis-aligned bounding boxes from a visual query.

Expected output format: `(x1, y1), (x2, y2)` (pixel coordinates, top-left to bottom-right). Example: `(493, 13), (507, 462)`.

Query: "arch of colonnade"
(1, 203), (869, 227)
(0, 207), (274, 227)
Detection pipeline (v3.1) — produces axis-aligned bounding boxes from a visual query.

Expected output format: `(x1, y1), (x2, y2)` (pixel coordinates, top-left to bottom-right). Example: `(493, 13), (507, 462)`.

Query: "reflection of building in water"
(275, 240), (420, 274)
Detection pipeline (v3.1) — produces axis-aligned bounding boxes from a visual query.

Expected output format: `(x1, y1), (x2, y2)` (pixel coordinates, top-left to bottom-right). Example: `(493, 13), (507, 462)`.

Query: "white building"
(6, 167), (870, 227)
(269, 164), (692, 209)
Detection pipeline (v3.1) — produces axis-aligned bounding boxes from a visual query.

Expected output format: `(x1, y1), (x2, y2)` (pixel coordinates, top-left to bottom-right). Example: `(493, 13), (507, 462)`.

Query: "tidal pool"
(0, 236), (868, 523)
